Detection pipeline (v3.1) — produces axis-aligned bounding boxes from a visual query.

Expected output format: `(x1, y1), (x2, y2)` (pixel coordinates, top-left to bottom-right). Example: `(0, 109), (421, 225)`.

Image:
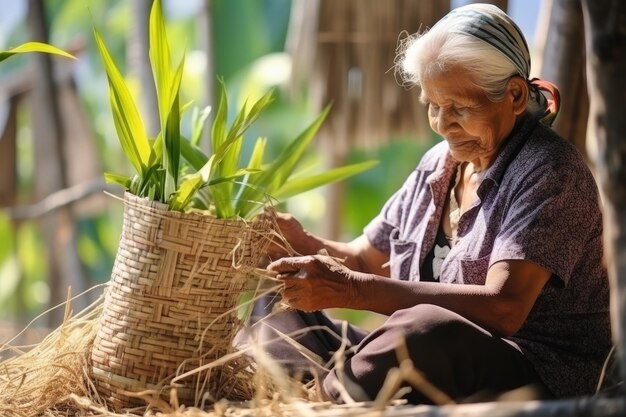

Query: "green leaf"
(211, 127), (260, 218)
(273, 161), (379, 201)
(138, 162), (163, 199)
(170, 174), (203, 212)
(211, 88), (275, 217)
(169, 154), (216, 211)
(247, 137), (267, 170)
(149, 0), (174, 129)
(103, 172), (131, 189)
(206, 168), (259, 186)
(211, 78), (228, 152)
(149, 0), (184, 203)
(224, 99), (248, 145)
(191, 188), (212, 210)
(241, 89), (274, 133)
(180, 136), (209, 170)
(180, 100), (195, 115)
(163, 58), (185, 202)
(210, 136), (242, 218)
(233, 137), (266, 207)
(190, 106), (212, 146)
(0, 41), (75, 63)
(237, 105), (331, 217)
(151, 134), (163, 163)
(94, 29), (151, 176)
(266, 105), (331, 188)
(219, 117), (245, 178)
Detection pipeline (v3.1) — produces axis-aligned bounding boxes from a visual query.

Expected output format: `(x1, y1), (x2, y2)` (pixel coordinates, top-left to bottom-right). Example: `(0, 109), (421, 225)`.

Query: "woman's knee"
(323, 304), (470, 403)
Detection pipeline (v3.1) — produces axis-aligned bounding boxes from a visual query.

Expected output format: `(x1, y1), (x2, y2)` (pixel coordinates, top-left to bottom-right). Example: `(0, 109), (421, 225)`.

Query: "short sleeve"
(364, 170), (418, 253)
(491, 162), (601, 286)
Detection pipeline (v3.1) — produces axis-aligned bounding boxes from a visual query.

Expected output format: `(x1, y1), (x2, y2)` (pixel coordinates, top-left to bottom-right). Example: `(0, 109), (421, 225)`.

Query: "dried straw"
(0, 285), (454, 417)
(0, 286), (104, 417)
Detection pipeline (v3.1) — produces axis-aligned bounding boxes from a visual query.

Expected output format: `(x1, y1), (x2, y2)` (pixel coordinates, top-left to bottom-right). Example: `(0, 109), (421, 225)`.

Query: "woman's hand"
(262, 210), (320, 259)
(261, 209), (390, 276)
(267, 255), (361, 312)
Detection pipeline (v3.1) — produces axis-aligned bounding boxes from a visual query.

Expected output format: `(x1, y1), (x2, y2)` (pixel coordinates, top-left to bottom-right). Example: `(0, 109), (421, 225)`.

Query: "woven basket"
(91, 193), (271, 409)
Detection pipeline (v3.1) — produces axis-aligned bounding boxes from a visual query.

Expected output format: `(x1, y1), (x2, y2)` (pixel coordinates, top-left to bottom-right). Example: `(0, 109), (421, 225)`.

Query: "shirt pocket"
(459, 254), (491, 285)
(389, 229), (417, 281)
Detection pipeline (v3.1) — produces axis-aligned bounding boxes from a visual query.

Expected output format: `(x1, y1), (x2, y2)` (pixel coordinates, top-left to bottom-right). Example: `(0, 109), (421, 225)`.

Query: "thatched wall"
(288, 0), (450, 153)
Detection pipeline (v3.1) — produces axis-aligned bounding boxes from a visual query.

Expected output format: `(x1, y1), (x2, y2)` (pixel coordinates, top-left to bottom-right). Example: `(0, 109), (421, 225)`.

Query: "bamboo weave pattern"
(91, 193), (270, 409)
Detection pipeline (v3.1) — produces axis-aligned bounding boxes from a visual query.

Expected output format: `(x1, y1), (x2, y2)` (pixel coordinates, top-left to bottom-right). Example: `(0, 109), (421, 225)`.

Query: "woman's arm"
(269, 256), (550, 337)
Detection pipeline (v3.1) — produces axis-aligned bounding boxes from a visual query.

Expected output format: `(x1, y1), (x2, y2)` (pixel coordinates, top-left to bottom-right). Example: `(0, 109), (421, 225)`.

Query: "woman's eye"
(453, 105), (470, 114)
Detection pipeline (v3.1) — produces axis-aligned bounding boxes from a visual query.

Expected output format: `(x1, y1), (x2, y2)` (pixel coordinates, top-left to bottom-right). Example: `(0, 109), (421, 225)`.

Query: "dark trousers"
(236, 303), (550, 404)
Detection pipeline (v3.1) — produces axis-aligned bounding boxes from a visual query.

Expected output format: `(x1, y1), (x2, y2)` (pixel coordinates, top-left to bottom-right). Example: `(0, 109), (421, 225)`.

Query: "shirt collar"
(480, 113), (538, 189)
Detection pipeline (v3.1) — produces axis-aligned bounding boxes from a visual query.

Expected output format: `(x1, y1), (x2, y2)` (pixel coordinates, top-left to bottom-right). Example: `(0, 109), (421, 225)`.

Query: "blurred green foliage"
(0, 0), (432, 326)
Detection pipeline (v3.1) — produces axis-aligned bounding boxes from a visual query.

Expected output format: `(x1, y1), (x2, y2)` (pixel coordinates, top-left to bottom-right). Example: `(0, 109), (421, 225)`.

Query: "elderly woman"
(242, 3), (611, 403)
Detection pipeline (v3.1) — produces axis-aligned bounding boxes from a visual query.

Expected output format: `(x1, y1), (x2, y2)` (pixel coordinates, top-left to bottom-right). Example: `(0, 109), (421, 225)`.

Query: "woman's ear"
(508, 76), (529, 115)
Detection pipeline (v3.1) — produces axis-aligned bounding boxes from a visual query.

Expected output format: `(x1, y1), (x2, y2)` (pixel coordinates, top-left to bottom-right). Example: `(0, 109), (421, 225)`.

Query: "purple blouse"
(364, 115), (611, 398)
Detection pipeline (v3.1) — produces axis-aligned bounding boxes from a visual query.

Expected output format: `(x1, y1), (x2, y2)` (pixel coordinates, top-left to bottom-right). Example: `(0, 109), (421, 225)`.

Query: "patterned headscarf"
(438, 3), (560, 126)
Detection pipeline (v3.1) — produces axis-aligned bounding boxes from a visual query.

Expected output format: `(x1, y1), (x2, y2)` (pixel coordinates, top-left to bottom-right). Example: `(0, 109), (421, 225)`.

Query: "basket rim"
(121, 191), (261, 225)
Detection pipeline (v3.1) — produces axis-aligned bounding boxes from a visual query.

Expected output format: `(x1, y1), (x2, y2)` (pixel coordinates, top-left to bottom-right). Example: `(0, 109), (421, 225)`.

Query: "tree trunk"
(27, 0), (86, 326)
(0, 95), (19, 208)
(537, 0), (589, 163)
(581, 0), (626, 387)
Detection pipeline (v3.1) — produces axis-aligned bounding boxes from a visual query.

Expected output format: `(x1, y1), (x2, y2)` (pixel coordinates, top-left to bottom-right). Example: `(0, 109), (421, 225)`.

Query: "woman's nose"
(432, 108), (454, 134)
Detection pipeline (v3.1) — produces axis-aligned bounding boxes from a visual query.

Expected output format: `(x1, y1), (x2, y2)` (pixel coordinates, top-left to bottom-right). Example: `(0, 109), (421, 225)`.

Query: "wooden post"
(0, 95), (19, 208)
(27, 0), (86, 326)
(581, 0), (626, 389)
(537, 0), (589, 162)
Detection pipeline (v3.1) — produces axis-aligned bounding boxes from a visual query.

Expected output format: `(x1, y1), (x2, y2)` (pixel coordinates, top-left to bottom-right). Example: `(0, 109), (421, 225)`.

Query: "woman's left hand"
(267, 255), (359, 312)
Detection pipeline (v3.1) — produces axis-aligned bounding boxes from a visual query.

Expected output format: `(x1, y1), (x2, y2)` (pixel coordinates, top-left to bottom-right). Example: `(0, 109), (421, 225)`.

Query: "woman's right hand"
(260, 209), (389, 276)
(263, 209), (319, 260)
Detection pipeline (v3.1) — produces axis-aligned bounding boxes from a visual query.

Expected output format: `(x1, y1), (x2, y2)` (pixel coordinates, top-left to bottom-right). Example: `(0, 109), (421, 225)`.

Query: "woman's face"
(420, 66), (523, 167)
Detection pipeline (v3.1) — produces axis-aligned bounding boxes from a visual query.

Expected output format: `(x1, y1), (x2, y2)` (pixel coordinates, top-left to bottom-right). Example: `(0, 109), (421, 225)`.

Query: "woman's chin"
(448, 147), (475, 162)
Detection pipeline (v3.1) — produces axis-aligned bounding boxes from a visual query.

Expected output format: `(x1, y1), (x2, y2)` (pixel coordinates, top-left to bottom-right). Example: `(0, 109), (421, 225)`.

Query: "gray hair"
(396, 26), (543, 116)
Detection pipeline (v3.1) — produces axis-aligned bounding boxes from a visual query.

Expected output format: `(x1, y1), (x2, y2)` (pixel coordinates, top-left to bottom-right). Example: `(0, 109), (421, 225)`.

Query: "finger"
(267, 256), (307, 273)
(278, 274), (299, 285)
(283, 281), (297, 291)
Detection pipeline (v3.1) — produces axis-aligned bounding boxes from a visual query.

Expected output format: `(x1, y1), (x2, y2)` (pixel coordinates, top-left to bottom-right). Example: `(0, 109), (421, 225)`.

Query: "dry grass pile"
(0, 289), (319, 417)
(0, 289), (103, 417)
(0, 283), (411, 417)
(0, 290), (546, 417)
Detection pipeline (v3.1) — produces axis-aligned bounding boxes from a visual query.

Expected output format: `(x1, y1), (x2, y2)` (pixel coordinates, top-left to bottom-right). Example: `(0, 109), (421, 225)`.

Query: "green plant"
(0, 42), (75, 63)
(97, 0), (377, 219)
